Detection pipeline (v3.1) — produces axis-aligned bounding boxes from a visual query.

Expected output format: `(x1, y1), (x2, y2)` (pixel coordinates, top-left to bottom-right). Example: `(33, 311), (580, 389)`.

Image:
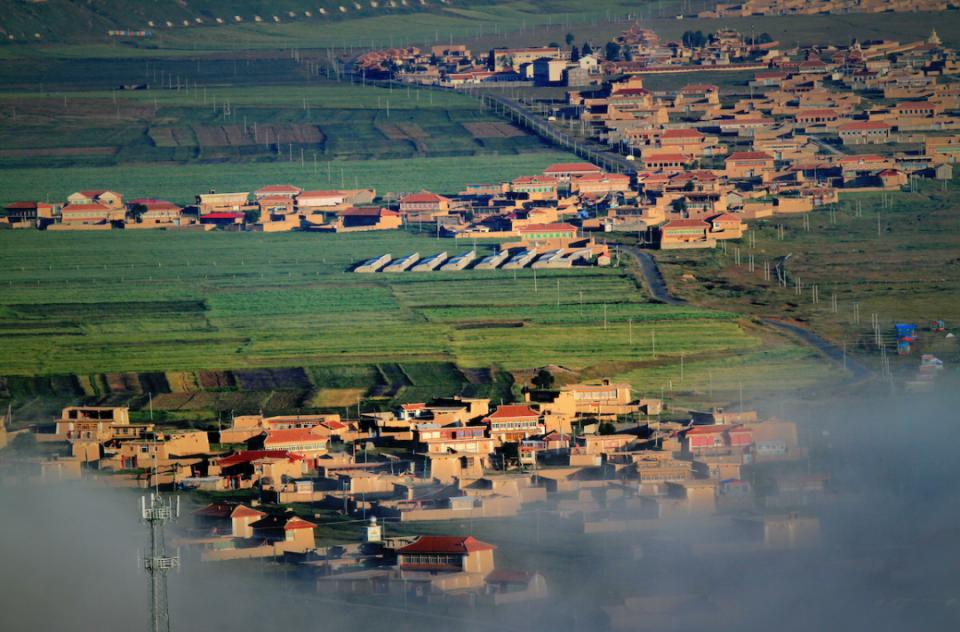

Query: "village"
(5, 25), (958, 257)
(0, 374), (827, 615)
(2, 6), (960, 628)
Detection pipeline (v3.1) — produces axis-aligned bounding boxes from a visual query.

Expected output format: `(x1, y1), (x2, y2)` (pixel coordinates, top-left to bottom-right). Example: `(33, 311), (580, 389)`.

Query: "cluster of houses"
(698, 0), (952, 18)
(0, 160), (747, 249)
(2, 373), (825, 604)
(354, 27), (776, 89)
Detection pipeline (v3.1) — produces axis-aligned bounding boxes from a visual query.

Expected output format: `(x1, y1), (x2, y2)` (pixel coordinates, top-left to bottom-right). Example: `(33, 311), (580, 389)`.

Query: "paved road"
(620, 244), (871, 379)
(763, 318), (870, 380)
(617, 244), (685, 305)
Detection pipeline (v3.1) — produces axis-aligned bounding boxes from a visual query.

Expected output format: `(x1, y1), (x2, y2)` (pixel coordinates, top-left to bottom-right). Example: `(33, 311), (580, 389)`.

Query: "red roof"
(231, 505), (266, 519)
(284, 517), (316, 530)
(661, 128), (704, 139)
(543, 162), (603, 174)
(727, 151), (774, 161)
(200, 212), (244, 220)
(401, 192), (445, 203)
(645, 153), (690, 163)
(264, 428), (327, 445)
(63, 203), (110, 212)
(487, 404), (540, 420)
(663, 219), (709, 229)
(574, 173), (630, 182)
(216, 450), (302, 468)
(5, 201), (38, 209)
(516, 222), (577, 233)
(838, 120), (891, 131)
(401, 403), (427, 411)
(397, 535), (496, 554)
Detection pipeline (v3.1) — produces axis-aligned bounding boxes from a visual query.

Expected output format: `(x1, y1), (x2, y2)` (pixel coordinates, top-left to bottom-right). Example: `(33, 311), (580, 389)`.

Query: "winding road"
(618, 244), (870, 379)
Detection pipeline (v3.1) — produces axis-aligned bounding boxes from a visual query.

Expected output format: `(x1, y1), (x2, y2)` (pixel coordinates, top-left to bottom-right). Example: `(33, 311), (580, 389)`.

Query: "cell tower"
(140, 492), (180, 632)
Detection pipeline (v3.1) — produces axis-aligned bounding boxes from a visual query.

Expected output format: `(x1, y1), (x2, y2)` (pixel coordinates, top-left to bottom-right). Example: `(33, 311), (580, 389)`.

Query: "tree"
(10, 432), (37, 454)
(571, 44), (580, 62)
(532, 368), (555, 390)
(682, 30), (707, 48)
(605, 41), (621, 61)
(581, 41), (592, 55)
(758, 32), (773, 44)
(598, 422), (617, 435)
(565, 32), (575, 46)
(548, 41), (560, 49)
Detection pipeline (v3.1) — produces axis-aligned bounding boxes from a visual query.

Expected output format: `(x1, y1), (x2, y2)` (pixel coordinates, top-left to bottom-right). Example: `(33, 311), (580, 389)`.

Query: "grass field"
(651, 176), (960, 375)
(0, 151), (575, 205)
(0, 228), (840, 417)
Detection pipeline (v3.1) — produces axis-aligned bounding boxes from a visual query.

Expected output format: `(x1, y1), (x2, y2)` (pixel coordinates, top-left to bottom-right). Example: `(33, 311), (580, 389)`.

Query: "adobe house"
(419, 451), (485, 484)
(192, 501), (266, 538)
(249, 513), (317, 552)
(838, 120), (892, 144)
(734, 512), (820, 550)
(484, 405), (543, 443)
(397, 535), (495, 576)
(724, 151), (775, 179)
(208, 450), (306, 487)
(331, 207), (402, 232)
(511, 175), (559, 200)
(658, 219), (714, 249)
(542, 162), (603, 183)
(398, 191), (451, 221)
(296, 190), (347, 211)
(642, 152), (691, 171)
(249, 427), (329, 457)
(67, 190), (123, 209)
(195, 191), (250, 214)
(514, 222), (578, 249)
(59, 202), (124, 226)
(706, 213), (746, 239)
(129, 199), (185, 226)
(3, 201), (59, 227)
(661, 479), (718, 516)
(681, 424), (753, 457)
(54, 406), (132, 441)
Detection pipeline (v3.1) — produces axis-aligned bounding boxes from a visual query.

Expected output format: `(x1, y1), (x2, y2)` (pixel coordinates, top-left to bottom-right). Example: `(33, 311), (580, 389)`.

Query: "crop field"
(0, 228), (838, 416)
(0, 81), (553, 171)
(653, 176), (960, 374)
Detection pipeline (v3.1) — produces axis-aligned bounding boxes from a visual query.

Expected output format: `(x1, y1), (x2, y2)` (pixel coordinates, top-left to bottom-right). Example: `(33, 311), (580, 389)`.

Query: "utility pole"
(140, 491), (180, 632)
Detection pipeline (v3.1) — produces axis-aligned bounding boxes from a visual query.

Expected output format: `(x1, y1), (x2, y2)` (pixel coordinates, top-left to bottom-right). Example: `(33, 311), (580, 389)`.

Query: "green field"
(0, 229), (839, 416)
(0, 151), (575, 205)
